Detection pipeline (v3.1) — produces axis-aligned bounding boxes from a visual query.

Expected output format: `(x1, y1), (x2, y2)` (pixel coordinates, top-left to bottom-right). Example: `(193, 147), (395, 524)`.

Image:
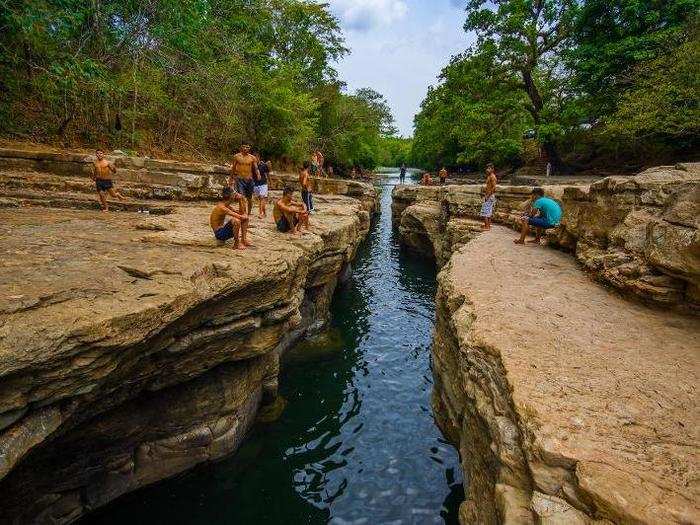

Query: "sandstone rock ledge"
(0, 190), (372, 522)
(433, 228), (699, 524)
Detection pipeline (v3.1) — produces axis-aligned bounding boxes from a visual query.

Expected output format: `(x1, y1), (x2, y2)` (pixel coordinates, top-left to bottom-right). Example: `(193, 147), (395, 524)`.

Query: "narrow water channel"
(85, 170), (463, 524)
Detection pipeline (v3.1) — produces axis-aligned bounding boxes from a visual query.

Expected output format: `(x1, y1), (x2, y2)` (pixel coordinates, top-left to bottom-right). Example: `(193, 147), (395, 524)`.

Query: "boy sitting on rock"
(514, 187), (562, 245)
(210, 186), (250, 249)
(273, 186), (310, 236)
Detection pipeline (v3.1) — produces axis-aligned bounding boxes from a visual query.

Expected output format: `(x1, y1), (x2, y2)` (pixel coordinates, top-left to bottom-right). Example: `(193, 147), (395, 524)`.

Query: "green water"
(84, 171), (463, 524)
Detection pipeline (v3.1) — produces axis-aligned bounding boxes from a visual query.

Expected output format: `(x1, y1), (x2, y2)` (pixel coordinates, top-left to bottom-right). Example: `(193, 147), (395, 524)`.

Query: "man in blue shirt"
(514, 187), (563, 244)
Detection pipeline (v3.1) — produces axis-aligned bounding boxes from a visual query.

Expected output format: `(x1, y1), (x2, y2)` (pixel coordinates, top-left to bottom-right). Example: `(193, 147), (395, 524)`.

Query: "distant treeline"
(0, 0), (396, 170)
(411, 0), (700, 172)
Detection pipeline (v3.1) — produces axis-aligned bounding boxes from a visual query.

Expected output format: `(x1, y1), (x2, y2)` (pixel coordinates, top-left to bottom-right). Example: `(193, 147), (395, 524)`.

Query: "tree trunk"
(521, 68), (561, 169)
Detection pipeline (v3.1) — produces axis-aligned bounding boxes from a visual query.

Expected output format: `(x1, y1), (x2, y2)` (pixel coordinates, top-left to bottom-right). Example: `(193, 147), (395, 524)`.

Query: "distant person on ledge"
(514, 187), (562, 245)
(420, 172), (433, 185)
(91, 149), (125, 212)
(210, 186), (250, 249)
(480, 163), (497, 230)
(439, 166), (448, 184)
(399, 164), (407, 183)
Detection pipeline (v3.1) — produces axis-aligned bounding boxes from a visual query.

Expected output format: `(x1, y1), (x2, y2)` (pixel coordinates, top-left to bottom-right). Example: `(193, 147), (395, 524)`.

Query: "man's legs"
(530, 227), (544, 243)
(514, 218), (530, 244)
(97, 190), (108, 211)
(108, 187), (125, 201)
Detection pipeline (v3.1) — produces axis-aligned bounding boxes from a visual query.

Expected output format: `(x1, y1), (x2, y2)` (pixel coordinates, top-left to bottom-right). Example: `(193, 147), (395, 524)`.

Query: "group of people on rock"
(400, 159), (563, 245)
(89, 144), (322, 251)
(477, 163), (563, 245)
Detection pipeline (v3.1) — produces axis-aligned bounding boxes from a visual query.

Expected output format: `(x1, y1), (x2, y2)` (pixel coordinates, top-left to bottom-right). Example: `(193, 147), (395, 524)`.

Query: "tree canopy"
(0, 0), (397, 169)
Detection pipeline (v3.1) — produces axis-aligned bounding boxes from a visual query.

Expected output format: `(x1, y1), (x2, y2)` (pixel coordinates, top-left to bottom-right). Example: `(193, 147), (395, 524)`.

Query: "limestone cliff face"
(0, 148), (377, 523)
(392, 169), (699, 524)
(392, 163), (700, 310)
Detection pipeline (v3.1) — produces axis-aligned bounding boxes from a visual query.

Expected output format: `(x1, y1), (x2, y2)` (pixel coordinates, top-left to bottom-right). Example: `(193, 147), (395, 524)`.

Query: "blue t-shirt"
(533, 197), (562, 225)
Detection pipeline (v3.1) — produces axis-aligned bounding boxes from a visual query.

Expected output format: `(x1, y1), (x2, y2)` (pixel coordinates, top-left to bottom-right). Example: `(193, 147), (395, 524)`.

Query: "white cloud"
(327, 0), (409, 32)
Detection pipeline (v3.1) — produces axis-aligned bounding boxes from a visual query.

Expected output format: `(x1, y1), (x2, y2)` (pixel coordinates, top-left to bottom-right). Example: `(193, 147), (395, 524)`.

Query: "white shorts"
(253, 184), (268, 198)
(480, 195), (496, 218)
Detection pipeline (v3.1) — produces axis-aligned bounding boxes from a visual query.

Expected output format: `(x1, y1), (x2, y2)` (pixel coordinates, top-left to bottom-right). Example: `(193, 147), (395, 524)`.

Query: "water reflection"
(84, 171), (463, 525)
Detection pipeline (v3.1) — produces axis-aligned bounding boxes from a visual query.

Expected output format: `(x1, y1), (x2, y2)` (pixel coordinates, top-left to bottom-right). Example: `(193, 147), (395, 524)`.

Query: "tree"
(464, 0), (578, 166)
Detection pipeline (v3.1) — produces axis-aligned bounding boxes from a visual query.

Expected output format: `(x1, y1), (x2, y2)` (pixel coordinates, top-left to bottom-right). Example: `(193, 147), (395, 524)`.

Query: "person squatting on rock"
(229, 143), (259, 216)
(480, 163), (498, 230)
(299, 161), (315, 213)
(421, 172), (433, 185)
(210, 186), (251, 249)
(92, 149), (126, 212)
(514, 187), (563, 245)
(274, 185), (310, 236)
(253, 151), (270, 219)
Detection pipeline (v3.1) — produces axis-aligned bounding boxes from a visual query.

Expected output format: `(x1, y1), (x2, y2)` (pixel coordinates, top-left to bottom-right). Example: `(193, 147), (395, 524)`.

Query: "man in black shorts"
(229, 144), (258, 215)
(274, 186), (309, 235)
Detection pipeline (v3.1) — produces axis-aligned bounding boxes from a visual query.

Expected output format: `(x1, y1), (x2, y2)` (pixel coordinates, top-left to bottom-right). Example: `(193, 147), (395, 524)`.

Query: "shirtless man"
(274, 185), (310, 235)
(299, 161), (315, 213)
(210, 186), (250, 249)
(228, 144), (259, 216)
(480, 163), (498, 230)
(421, 172), (433, 186)
(91, 149), (125, 211)
(439, 166), (448, 185)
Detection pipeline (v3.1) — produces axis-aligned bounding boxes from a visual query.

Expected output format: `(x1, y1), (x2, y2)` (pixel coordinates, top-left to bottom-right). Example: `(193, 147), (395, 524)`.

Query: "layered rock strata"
(432, 228), (699, 524)
(0, 149), (377, 523)
(392, 168), (700, 523)
(0, 146), (379, 214)
(392, 163), (700, 310)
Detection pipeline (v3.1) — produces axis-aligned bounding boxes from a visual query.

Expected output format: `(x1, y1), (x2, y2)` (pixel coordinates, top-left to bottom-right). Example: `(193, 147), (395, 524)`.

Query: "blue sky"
(325, 0), (475, 137)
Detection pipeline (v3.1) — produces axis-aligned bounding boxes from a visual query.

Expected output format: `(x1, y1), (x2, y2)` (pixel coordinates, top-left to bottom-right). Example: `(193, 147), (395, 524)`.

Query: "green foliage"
(412, 49), (531, 170)
(0, 0), (390, 168)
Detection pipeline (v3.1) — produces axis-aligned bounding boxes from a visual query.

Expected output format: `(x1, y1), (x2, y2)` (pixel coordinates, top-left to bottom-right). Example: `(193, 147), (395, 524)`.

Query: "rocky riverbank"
(392, 166), (699, 524)
(0, 148), (378, 523)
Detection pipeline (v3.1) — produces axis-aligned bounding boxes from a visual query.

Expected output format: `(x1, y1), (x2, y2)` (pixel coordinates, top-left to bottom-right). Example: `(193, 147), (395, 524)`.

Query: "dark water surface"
(85, 171), (463, 524)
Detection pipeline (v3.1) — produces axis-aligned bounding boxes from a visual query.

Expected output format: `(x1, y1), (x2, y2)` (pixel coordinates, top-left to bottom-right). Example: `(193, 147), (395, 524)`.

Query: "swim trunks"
(528, 216), (556, 229)
(96, 179), (113, 192)
(276, 214), (299, 233)
(236, 178), (255, 198)
(214, 221), (236, 241)
(301, 189), (314, 211)
(480, 195), (496, 218)
(254, 184), (268, 198)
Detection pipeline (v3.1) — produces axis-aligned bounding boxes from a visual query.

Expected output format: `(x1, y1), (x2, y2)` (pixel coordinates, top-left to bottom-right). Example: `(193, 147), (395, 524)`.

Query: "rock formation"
(0, 147), (378, 523)
(393, 163), (700, 310)
(392, 167), (699, 524)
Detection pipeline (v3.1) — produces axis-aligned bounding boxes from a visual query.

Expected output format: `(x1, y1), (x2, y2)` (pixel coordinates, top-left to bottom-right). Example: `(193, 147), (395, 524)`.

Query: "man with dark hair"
(514, 187), (563, 244)
(299, 161), (315, 213)
(439, 166), (448, 185)
(253, 151), (269, 219)
(274, 185), (309, 235)
(399, 164), (406, 183)
(480, 163), (498, 230)
(91, 149), (125, 211)
(229, 144), (258, 216)
(210, 186), (250, 249)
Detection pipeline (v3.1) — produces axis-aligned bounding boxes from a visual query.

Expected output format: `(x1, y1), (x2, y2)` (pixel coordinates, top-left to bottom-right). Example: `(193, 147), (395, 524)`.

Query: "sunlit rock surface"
(0, 147), (377, 523)
(392, 168), (699, 524)
(392, 163), (700, 309)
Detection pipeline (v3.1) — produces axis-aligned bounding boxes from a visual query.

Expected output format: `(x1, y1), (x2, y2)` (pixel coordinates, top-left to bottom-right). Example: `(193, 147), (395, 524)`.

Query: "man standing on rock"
(399, 164), (407, 184)
(480, 163), (497, 230)
(514, 187), (562, 244)
(210, 186), (250, 249)
(299, 161), (315, 213)
(253, 151), (269, 219)
(439, 166), (448, 185)
(229, 144), (258, 216)
(91, 149), (126, 212)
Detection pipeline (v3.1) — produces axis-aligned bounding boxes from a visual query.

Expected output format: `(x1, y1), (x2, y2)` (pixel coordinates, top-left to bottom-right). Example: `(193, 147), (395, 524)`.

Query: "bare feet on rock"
(513, 239), (525, 244)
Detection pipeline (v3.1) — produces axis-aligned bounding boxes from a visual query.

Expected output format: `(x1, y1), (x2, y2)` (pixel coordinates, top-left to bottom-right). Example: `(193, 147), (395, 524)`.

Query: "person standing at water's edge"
(210, 186), (250, 249)
(91, 149), (125, 212)
(480, 163), (497, 230)
(399, 164), (407, 183)
(439, 166), (447, 185)
(515, 187), (563, 244)
(300, 161), (315, 213)
(229, 144), (258, 216)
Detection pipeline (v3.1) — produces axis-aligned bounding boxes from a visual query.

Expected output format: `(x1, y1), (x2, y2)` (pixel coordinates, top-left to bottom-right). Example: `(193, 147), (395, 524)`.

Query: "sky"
(324, 0), (475, 137)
